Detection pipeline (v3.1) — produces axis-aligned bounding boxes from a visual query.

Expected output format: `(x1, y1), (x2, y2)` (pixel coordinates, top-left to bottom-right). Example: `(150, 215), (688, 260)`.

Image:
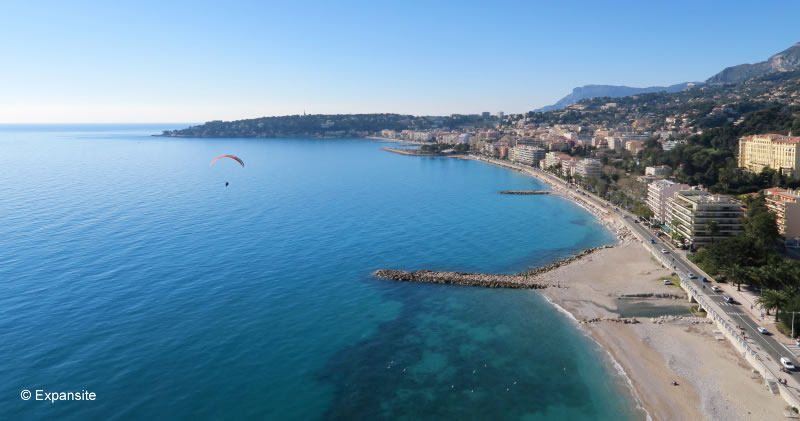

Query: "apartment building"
(509, 145), (546, 166)
(764, 187), (800, 239)
(647, 180), (689, 224)
(667, 190), (744, 249)
(574, 158), (603, 179)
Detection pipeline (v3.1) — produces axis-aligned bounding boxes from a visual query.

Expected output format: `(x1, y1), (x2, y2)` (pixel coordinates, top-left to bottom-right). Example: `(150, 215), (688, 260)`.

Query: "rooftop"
(742, 134), (800, 144)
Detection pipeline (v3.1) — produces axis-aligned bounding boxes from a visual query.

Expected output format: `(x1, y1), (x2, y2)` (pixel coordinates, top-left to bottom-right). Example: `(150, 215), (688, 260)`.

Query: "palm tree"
(757, 289), (792, 321)
(757, 289), (781, 317)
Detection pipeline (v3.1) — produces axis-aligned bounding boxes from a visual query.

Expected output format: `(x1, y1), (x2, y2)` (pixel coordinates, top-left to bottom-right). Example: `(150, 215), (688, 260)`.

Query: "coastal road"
(478, 157), (800, 402)
(516, 159), (800, 377)
(625, 215), (800, 376)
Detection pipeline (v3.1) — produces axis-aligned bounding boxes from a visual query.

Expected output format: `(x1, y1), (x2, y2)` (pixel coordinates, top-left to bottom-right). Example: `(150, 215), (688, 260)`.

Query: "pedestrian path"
(784, 343), (800, 357)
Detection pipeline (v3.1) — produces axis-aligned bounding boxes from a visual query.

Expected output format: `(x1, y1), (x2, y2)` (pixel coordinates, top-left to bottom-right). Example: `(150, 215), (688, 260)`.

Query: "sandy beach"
(468, 155), (790, 420)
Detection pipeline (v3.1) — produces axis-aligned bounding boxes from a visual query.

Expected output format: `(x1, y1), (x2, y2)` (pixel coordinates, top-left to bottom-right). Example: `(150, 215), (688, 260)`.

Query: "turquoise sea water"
(0, 125), (644, 420)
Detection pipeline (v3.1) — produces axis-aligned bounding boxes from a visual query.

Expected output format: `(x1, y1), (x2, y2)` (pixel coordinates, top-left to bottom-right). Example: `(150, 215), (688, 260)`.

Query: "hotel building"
(738, 134), (800, 179)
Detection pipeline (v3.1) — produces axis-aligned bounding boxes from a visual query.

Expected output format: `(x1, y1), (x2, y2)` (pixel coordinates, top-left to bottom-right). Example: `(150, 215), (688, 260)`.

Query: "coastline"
(462, 154), (786, 421)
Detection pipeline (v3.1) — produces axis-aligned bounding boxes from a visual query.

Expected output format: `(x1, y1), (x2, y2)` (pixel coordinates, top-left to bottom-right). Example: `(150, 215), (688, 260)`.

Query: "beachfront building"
(543, 152), (561, 169)
(666, 190), (744, 249)
(647, 180), (690, 224)
(764, 187), (800, 239)
(561, 159), (576, 177)
(645, 165), (671, 177)
(509, 145), (546, 166)
(738, 134), (800, 179)
(575, 158), (603, 179)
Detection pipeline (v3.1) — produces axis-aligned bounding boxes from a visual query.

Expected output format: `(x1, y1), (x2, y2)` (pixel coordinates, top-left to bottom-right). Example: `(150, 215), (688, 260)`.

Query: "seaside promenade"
(471, 154), (800, 411)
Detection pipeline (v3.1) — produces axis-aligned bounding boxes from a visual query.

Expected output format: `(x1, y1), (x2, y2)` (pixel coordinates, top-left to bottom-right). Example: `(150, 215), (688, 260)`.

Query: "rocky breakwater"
(373, 245), (612, 289)
(498, 190), (550, 195)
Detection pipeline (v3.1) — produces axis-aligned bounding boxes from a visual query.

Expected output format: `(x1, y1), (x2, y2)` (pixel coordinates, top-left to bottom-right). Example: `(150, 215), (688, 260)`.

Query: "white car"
(661, 249), (669, 254)
(782, 357), (795, 370)
(663, 279), (672, 285)
(711, 286), (721, 292)
(723, 296), (733, 303)
(757, 327), (768, 334)
(687, 273), (697, 279)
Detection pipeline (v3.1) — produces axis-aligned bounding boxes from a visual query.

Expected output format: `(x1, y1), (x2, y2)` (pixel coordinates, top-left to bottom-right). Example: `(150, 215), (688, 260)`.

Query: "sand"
(538, 242), (788, 421)
(460, 155), (794, 419)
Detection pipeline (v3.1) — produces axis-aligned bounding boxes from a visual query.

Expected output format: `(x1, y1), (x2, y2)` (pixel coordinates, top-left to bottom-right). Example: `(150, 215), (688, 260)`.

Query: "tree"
(757, 289), (791, 321)
(757, 289), (781, 317)
(707, 220), (720, 246)
(743, 195), (780, 253)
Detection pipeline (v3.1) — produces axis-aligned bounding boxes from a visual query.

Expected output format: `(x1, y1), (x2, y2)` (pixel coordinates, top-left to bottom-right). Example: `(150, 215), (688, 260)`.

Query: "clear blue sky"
(1, 0), (798, 123)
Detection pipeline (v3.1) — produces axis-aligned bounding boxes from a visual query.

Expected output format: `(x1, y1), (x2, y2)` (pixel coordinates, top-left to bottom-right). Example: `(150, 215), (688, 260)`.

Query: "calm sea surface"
(0, 125), (644, 420)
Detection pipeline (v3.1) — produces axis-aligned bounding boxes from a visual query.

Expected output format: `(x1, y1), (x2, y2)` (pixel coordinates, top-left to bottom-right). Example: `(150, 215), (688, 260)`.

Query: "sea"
(0, 125), (645, 420)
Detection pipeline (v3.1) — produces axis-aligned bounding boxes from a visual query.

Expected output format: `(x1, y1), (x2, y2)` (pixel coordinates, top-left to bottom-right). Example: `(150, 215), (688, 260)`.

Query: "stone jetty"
(498, 190), (550, 195)
(373, 245), (611, 289)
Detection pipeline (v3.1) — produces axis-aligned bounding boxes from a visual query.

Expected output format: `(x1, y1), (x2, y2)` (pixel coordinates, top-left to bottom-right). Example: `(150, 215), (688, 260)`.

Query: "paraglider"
(209, 155), (244, 167)
(209, 155), (244, 187)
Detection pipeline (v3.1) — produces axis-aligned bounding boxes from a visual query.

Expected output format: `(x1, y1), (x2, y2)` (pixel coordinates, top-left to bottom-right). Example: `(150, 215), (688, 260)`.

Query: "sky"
(1, 0), (799, 123)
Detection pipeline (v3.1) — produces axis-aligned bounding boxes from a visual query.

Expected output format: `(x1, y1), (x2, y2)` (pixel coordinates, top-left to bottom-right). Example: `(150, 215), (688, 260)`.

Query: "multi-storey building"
(666, 190), (744, 249)
(575, 158), (603, 179)
(645, 165), (671, 177)
(764, 187), (800, 239)
(647, 180), (689, 224)
(738, 134), (800, 178)
(625, 140), (643, 154)
(509, 145), (545, 166)
(543, 152), (561, 169)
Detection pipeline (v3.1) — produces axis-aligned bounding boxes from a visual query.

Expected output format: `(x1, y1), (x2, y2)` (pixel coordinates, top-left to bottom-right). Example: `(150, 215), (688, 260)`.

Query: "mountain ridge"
(706, 42), (800, 84)
(534, 83), (695, 112)
(536, 42), (800, 112)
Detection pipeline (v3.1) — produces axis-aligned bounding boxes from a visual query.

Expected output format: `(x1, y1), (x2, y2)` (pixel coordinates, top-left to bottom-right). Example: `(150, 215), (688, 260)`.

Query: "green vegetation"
(691, 195), (800, 337)
(161, 113), (497, 138)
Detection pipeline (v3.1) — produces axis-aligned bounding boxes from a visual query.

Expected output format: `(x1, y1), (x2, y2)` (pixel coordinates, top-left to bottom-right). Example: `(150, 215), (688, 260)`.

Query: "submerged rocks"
(650, 315), (713, 325)
(580, 317), (640, 324)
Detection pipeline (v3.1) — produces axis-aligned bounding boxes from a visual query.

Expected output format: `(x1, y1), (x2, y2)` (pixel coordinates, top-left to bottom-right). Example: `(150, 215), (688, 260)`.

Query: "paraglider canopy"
(209, 155), (244, 167)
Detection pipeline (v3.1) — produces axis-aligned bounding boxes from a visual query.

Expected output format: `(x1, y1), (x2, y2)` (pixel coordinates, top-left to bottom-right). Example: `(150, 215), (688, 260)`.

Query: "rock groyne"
(374, 245), (611, 289)
(498, 190), (550, 195)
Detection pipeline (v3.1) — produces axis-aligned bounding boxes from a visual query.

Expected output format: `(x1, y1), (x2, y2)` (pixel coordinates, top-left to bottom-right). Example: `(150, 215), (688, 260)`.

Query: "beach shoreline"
(462, 154), (787, 421)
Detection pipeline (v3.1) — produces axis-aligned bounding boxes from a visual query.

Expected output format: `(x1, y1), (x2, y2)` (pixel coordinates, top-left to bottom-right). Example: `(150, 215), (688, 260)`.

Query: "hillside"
(707, 43), (800, 84)
(159, 113), (496, 138)
(534, 83), (693, 112)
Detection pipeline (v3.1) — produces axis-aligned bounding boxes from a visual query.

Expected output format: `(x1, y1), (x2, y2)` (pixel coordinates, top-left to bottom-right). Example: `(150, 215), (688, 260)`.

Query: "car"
(701, 277), (709, 282)
(782, 358), (795, 370)
(711, 286), (721, 292)
(723, 296), (733, 303)
(661, 249), (669, 254)
(687, 273), (697, 279)
(757, 327), (768, 334)
(663, 279), (672, 285)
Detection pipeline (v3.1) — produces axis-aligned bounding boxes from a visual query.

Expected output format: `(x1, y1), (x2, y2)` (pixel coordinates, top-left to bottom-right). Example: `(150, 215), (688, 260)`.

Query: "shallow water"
(0, 125), (643, 420)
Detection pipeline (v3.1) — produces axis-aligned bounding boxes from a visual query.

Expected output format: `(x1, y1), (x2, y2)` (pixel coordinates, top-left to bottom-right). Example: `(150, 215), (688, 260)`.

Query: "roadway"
(626, 216), (800, 374)
(519, 162), (800, 374)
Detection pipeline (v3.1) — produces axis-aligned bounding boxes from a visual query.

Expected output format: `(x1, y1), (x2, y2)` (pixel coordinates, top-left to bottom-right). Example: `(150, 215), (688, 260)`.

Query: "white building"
(645, 165), (671, 177)
(510, 145), (545, 166)
(575, 158), (603, 179)
(647, 180), (689, 224)
(666, 190), (744, 249)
